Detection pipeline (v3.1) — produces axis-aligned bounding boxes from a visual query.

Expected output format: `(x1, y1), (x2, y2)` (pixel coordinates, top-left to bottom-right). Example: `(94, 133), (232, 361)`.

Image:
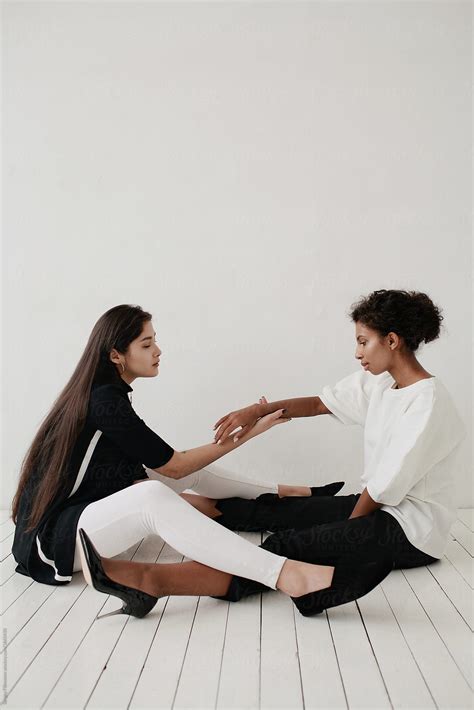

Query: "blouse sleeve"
(318, 370), (376, 426)
(366, 388), (463, 507)
(89, 384), (175, 469)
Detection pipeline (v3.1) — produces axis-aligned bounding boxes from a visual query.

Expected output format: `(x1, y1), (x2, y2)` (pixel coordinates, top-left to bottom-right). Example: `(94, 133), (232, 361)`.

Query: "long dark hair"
(11, 304), (152, 532)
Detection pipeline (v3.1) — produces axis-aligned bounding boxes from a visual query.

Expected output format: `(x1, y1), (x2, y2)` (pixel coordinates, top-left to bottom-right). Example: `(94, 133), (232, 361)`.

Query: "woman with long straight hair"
(12, 304), (382, 620)
(74, 289), (464, 619)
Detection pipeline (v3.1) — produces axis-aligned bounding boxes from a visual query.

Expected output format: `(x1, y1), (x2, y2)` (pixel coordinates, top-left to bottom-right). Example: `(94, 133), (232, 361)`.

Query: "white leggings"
(72, 467), (286, 589)
(143, 462), (279, 498)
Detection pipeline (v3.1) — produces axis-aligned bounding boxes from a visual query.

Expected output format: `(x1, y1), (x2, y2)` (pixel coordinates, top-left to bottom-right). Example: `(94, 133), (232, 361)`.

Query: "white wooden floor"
(0, 508), (472, 710)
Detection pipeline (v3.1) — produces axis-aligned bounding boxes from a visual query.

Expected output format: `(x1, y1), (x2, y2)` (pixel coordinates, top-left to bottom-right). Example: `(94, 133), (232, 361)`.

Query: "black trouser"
(213, 493), (439, 603)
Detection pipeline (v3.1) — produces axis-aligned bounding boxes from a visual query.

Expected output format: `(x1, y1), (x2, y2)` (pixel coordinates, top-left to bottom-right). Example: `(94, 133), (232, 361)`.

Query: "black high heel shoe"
(310, 481), (345, 497)
(291, 548), (395, 617)
(78, 528), (160, 620)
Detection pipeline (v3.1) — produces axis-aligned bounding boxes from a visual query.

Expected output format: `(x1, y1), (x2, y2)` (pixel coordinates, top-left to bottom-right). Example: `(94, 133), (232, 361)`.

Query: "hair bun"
(349, 289), (444, 352)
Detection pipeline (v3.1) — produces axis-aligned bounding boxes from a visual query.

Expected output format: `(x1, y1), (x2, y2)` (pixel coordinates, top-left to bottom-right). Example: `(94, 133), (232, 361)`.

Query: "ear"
(387, 331), (401, 350)
(109, 348), (121, 365)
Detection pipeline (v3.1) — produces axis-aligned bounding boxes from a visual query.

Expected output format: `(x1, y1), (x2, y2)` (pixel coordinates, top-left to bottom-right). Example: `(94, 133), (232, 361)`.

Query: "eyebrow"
(356, 335), (367, 341)
(140, 332), (156, 342)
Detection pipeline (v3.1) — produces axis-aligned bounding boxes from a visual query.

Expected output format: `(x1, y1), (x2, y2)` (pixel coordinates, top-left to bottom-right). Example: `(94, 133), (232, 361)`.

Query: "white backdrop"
(3, 1), (472, 507)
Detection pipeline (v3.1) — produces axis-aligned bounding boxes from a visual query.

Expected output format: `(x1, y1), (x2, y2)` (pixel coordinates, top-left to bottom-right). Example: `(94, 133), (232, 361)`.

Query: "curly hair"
(348, 289), (444, 352)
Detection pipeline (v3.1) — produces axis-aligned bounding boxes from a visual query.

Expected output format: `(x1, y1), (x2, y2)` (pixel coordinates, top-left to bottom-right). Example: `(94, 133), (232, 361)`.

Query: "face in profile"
(113, 320), (162, 379)
(354, 321), (399, 375)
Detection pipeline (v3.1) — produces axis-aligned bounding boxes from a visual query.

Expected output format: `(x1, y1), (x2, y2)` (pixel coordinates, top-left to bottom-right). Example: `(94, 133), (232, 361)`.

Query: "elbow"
(367, 482), (403, 507)
(153, 463), (181, 479)
(315, 396), (332, 416)
(153, 451), (186, 480)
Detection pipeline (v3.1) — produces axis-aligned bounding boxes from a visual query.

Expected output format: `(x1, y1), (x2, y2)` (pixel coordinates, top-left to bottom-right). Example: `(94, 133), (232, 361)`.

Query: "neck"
(388, 357), (433, 389)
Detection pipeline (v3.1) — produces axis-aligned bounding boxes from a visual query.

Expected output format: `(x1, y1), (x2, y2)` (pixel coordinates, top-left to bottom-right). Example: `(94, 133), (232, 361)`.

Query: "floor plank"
(328, 601), (390, 708)
(216, 533), (261, 710)
(87, 539), (176, 710)
(403, 564), (473, 688)
(260, 590), (304, 710)
(451, 519), (474, 557)
(444, 537), (474, 588)
(294, 609), (347, 709)
(357, 584), (436, 709)
(380, 569), (473, 709)
(427, 555), (473, 631)
(457, 509), (474, 532)
(5, 542), (142, 708)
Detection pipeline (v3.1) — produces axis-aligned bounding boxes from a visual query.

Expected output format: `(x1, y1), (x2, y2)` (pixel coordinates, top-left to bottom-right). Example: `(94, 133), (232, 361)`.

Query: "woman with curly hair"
(207, 289), (467, 615)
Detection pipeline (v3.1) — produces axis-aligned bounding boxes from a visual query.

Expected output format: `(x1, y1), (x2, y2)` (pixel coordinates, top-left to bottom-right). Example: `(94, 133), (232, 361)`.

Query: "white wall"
(3, 1), (472, 507)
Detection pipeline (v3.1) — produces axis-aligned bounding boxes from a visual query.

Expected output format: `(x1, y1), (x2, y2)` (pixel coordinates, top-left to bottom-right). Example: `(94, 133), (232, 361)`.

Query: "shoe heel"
(78, 528), (160, 620)
(97, 607), (126, 620)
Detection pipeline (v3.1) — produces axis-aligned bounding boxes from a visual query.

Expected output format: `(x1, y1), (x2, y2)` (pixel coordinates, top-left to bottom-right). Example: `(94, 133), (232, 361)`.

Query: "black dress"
(12, 371), (175, 585)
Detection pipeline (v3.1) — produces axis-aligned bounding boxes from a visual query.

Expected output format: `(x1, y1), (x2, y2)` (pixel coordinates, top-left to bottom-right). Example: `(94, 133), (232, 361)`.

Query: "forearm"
(166, 432), (254, 479)
(348, 487), (384, 519)
(259, 396), (325, 418)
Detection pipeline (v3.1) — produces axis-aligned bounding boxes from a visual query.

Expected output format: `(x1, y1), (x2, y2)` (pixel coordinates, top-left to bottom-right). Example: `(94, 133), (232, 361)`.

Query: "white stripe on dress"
(36, 536), (72, 582)
(35, 429), (103, 580)
(68, 430), (103, 498)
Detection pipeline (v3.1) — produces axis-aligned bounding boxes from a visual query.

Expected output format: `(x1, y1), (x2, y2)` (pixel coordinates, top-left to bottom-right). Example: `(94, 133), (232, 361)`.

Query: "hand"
(214, 400), (264, 444)
(248, 408), (292, 439)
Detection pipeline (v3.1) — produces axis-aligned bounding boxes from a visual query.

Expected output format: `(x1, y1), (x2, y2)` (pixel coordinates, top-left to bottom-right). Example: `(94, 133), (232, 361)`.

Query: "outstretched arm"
(213, 395), (332, 444)
(154, 409), (290, 479)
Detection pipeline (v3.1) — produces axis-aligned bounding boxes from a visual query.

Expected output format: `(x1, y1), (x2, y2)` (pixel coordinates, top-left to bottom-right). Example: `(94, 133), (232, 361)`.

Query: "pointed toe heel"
(78, 528), (160, 620)
(310, 481), (345, 497)
(292, 549), (394, 617)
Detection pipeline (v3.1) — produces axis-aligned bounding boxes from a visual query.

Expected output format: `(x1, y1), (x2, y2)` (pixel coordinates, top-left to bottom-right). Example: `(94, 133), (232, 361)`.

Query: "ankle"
(102, 557), (151, 594)
(275, 560), (306, 596)
(278, 485), (311, 498)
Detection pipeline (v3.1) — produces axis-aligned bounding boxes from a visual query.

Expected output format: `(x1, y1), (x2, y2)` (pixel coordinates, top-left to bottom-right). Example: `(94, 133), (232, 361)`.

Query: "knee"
(135, 479), (176, 506)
